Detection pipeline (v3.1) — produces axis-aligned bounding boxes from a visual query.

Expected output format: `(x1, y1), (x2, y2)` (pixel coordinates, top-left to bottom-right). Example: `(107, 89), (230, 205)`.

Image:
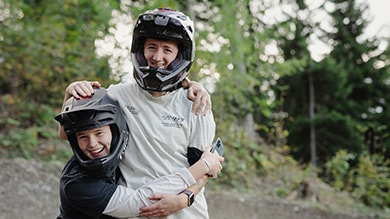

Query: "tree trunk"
(308, 73), (316, 173)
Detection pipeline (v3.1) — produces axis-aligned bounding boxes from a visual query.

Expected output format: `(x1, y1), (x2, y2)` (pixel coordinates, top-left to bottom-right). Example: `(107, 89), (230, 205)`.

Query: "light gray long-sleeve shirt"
(107, 82), (215, 219)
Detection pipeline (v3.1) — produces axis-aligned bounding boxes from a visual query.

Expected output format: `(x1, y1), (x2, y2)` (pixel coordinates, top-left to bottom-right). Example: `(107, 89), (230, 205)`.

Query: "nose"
(152, 49), (163, 62)
(88, 135), (98, 147)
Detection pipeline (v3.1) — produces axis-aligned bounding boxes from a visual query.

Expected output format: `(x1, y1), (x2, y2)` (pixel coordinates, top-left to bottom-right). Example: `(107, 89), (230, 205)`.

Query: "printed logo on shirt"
(162, 114), (184, 128)
(126, 106), (140, 115)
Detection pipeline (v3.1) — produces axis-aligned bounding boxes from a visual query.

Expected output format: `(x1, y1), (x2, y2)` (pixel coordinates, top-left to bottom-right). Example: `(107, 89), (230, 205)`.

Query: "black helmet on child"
(55, 88), (129, 178)
(131, 8), (195, 92)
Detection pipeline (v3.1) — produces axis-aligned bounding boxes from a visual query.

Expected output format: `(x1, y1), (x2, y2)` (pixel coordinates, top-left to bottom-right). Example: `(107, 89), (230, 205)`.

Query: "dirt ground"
(0, 158), (385, 219)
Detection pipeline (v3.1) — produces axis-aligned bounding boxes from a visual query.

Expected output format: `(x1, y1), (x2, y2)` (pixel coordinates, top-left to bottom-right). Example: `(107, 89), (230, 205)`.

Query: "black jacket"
(56, 156), (118, 219)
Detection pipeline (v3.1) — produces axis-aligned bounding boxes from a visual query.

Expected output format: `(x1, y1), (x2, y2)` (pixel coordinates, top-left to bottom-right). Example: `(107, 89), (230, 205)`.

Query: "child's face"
(143, 38), (179, 69)
(76, 125), (112, 159)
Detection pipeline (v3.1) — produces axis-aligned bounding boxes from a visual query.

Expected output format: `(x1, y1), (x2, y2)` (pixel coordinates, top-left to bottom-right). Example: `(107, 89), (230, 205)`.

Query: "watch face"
(188, 191), (194, 206)
(181, 189), (194, 206)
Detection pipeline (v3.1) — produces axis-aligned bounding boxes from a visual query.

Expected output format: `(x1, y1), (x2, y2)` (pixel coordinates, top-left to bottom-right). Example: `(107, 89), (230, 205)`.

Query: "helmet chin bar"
(139, 66), (171, 76)
(138, 66), (166, 91)
(136, 62), (189, 92)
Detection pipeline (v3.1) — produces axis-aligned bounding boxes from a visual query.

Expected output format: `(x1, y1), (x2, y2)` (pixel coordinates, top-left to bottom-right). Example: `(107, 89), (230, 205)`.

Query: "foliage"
(0, 93), (58, 158)
(274, 0), (389, 167)
(325, 150), (390, 208)
(0, 0), (118, 157)
(325, 150), (356, 190)
(351, 154), (390, 208)
(288, 110), (364, 164)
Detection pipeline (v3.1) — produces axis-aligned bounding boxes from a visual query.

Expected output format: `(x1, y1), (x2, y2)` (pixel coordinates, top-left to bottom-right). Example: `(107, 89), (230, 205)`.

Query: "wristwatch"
(179, 189), (195, 206)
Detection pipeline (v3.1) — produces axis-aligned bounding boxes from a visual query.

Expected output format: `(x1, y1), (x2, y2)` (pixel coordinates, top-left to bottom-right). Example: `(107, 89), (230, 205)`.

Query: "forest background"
(0, 0), (389, 217)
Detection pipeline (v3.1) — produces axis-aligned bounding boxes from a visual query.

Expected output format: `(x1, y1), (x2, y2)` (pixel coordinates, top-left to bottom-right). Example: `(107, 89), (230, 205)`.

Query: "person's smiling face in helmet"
(76, 125), (112, 159)
(143, 38), (179, 70)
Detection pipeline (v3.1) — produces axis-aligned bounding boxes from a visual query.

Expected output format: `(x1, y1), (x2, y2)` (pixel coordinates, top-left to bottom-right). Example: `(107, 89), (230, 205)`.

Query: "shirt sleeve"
(188, 109), (216, 151)
(65, 177), (118, 218)
(103, 168), (195, 218)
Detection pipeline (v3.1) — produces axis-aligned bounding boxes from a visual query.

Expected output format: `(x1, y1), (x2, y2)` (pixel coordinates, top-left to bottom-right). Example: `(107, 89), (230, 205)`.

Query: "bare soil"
(0, 158), (386, 219)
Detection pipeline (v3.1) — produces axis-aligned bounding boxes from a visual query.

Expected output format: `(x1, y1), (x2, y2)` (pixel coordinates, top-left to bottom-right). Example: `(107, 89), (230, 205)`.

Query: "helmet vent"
(145, 77), (161, 90)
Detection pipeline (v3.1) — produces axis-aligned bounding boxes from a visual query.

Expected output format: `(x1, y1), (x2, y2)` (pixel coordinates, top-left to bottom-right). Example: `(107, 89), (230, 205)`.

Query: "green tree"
(276, 0), (389, 165)
(327, 0), (390, 157)
(0, 0), (118, 156)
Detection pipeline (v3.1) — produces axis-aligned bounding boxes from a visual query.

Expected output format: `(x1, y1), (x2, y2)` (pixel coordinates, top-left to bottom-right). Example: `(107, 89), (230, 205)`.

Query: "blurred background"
(0, 0), (389, 217)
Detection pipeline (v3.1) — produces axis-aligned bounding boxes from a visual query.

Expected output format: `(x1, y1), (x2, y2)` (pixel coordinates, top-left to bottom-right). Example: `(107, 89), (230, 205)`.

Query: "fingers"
(208, 162), (223, 179)
(187, 87), (195, 100)
(187, 85), (212, 116)
(139, 201), (161, 217)
(203, 97), (212, 116)
(188, 87), (201, 115)
(201, 148), (224, 178)
(193, 95), (203, 116)
(139, 204), (158, 212)
(138, 194), (180, 217)
(191, 92), (211, 116)
(139, 206), (169, 217)
(147, 194), (163, 201)
(65, 81), (100, 99)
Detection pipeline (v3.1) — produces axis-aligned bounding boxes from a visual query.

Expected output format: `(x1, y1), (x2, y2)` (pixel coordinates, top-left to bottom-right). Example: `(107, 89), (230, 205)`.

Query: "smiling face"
(76, 125), (112, 159)
(143, 38), (179, 69)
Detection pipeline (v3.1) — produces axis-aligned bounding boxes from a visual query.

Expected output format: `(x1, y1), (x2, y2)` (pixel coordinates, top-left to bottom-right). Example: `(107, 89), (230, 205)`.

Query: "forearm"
(103, 168), (196, 218)
(186, 174), (208, 195)
(138, 174), (210, 217)
(187, 158), (210, 180)
(137, 156), (221, 217)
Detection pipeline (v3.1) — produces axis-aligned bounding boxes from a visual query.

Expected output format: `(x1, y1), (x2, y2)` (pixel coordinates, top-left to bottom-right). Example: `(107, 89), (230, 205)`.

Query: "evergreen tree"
(276, 0), (389, 164)
(327, 0), (390, 157)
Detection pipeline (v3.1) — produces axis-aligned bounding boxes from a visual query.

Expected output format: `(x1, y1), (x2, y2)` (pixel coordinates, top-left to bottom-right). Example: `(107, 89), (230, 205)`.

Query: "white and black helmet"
(131, 8), (195, 92)
(55, 88), (129, 178)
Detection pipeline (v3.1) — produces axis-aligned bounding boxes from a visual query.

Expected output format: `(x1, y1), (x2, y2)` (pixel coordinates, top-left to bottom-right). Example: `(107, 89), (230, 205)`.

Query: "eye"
(164, 48), (174, 54)
(76, 134), (88, 141)
(145, 44), (157, 51)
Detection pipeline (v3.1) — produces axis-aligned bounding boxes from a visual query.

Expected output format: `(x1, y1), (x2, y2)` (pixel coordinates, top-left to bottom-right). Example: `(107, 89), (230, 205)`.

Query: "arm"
(63, 79), (211, 116)
(139, 107), (218, 217)
(103, 148), (223, 218)
(58, 79), (210, 138)
(138, 175), (209, 217)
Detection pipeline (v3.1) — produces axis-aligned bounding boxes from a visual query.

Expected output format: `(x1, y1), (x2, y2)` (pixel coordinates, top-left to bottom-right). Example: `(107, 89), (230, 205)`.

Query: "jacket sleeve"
(102, 168), (195, 218)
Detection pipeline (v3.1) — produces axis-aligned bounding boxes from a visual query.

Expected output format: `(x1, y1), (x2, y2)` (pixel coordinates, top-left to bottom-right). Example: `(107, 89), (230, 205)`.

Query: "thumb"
(90, 81), (101, 88)
(148, 194), (163, 201)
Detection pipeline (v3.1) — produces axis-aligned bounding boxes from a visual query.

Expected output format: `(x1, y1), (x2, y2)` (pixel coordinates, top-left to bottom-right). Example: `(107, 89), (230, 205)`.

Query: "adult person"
(63, 8), (219, 218)
(55, 88), (222, 218)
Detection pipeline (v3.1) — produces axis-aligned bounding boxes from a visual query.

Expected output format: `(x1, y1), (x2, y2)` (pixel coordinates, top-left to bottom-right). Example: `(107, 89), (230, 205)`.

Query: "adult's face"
(143, 38), (179, 69)
(76, 125), (112, 159)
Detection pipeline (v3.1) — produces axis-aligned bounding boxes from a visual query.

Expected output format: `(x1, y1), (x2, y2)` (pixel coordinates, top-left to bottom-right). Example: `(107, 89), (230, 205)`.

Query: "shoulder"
(108, 81), (136, 91)
(62, 176), (118, 212)
(170, 88), (192, 104)
(61, 160), (117, 200)
(108, 82), (138, 98)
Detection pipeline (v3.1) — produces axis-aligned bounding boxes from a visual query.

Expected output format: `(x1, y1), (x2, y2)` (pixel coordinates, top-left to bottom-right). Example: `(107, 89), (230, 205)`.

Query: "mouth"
(150, 62), (165, 69)
(89, 147), (105, 158)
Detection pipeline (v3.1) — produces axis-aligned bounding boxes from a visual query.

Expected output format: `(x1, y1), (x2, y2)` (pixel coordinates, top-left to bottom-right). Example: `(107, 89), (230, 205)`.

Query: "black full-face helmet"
(55, 88), (129, 178)
(131, 8), (195, 92)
